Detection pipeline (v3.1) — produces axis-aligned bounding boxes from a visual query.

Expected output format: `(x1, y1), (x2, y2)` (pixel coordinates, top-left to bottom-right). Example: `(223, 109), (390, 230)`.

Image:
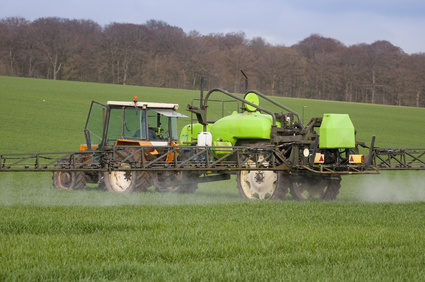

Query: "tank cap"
(244, 93), (259, 112)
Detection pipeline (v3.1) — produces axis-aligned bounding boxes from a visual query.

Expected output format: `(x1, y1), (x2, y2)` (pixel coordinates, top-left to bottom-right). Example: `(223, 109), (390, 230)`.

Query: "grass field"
(1, 76), (425, 280)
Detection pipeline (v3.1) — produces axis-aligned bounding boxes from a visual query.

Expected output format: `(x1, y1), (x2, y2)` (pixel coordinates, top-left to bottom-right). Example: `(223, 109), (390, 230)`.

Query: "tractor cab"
(83, 97), (187, 150)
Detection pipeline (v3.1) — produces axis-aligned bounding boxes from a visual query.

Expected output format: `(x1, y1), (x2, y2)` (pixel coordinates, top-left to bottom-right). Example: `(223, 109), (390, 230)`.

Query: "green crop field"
(1, 76), (425, 281)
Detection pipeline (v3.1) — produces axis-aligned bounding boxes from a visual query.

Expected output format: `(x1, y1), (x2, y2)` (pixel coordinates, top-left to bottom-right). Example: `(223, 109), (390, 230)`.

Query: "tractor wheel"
(274, 172), (291, 200)
(53, 171), (86, 190)
(237, 170), (282, 200)
(236, 149), (289, 200)
(289, 175), (341, 200)
(103, 150), (151, 193)
(236, 161), (289, 200)
(176, 172), (199, 193)
(154, 171), (198, 193)
(322, 176), (341, 200)
(52, 158), (86, 190)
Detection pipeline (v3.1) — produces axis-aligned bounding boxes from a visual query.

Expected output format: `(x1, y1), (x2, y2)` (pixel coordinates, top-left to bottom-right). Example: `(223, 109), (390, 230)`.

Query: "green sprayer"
(1, 87), (425, 200)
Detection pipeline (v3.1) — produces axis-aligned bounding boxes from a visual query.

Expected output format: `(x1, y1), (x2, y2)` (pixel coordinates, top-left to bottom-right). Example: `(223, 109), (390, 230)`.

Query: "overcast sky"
(1, 0), (424, 54)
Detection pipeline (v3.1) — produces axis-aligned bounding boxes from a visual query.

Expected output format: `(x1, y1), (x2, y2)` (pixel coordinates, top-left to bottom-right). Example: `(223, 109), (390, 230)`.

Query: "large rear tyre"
(237, 170), (289, 200)
(237, 170), (277, 200)
(236, 147), (289, 200)
(274, 172), (291, 200)
(322, 176), (341, 200)
(103, 150), (151, 193)
(289, 175), (341, 200)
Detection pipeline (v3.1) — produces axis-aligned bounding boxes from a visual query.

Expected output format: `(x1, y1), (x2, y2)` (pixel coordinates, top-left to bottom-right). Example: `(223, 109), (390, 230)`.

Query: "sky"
(1, 0), (424, 54)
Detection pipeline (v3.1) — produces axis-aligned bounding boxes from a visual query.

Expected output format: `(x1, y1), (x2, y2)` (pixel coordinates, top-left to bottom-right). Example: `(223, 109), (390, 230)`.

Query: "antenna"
(200, 77), (204, 108)
(240, 70), (248, 92)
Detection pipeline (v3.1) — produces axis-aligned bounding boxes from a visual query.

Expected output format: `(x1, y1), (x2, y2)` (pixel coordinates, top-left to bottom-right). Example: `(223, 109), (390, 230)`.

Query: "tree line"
(1, 16), (425, 107)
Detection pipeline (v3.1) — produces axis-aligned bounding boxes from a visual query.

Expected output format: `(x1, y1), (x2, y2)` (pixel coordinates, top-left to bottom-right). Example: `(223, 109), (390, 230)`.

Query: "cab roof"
(107, 101), (179, 110)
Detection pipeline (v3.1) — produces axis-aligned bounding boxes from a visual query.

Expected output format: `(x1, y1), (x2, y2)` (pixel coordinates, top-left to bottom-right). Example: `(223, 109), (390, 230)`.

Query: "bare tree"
(293, 34), (345, 100)
(60, 19), (102, 82)
(359, 41), (404, 104)
(403, 53), (425, 107)
(101, 23), (148, 85)
(0, 17), (30, 76)
(31, 18), (81, 80)
(256, 46), (305, 97)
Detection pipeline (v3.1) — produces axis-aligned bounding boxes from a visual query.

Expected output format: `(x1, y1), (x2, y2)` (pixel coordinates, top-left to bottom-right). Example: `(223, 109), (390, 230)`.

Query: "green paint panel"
(319, 114), (355, 149)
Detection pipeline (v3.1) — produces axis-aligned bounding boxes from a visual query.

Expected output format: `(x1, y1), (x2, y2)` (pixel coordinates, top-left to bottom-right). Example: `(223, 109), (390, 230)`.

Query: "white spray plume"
(358, 172), (425, 202)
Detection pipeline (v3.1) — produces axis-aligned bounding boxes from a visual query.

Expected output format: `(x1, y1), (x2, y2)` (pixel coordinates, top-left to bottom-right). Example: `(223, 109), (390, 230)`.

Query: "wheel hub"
(254, 171), (264, 183)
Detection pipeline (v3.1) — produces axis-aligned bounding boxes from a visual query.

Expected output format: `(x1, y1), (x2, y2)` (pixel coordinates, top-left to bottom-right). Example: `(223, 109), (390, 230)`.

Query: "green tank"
(209, 111), (274, 145)
(180, 91), (279, 148)
(319, 114), (355, 149)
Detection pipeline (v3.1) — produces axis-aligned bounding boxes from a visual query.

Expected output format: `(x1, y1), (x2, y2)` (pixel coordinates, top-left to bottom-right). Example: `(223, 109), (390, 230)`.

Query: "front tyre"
(53, 171), (86, 190)
(52, 157), (86, 190)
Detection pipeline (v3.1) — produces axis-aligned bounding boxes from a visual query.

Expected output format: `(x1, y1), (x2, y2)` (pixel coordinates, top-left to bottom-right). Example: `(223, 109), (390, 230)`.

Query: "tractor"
(52, 97), (199, 193)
